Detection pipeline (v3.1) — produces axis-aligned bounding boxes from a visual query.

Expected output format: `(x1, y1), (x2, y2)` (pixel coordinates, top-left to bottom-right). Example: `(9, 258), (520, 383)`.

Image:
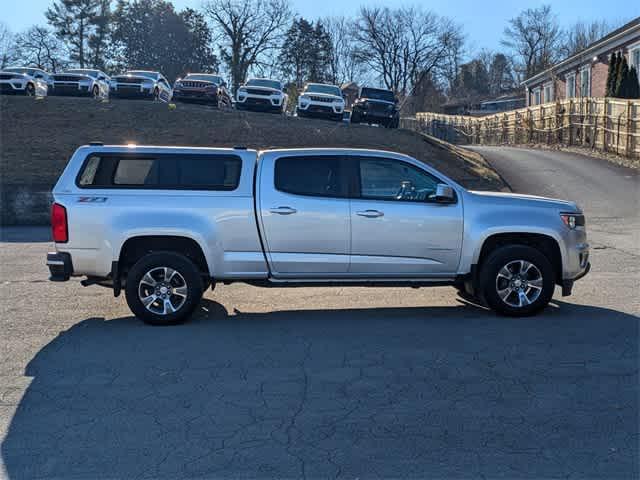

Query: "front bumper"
(297, 103), (343, 119)
(110, 86), (154, 99)
(0, 82), (26, 94)
(47, 252), (73, 281)
(236, 95), (283, 111)
(173, 89), (217, 102)
(49, 84), (93, 96)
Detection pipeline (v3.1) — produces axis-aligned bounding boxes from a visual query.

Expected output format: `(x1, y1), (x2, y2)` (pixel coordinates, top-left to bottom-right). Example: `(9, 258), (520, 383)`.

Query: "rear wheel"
(125, 252), (203, 325)
(480, 245), (555, 316)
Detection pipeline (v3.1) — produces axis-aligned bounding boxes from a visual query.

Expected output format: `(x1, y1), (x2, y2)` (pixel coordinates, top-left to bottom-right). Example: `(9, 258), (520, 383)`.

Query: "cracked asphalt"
(1, 147), (639, 479)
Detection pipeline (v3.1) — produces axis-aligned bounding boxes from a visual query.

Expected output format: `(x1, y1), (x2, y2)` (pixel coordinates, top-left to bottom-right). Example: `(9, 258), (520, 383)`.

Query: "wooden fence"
(401, 97), (640, 159)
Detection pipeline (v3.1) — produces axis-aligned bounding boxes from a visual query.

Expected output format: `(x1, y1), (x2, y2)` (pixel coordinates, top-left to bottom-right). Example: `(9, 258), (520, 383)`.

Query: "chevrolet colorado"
(47, 144), (590, 324)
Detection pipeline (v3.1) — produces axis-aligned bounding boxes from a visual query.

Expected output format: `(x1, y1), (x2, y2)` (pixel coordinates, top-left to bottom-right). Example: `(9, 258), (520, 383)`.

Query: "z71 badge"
(77, 196), (107, 203)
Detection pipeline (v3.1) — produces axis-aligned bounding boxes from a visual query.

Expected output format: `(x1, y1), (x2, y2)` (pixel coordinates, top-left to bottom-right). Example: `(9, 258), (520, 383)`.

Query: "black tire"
(480, 245), (555, 316)
(25, 83), (35, 96)
(92, 85), (99, 98)
(125, 252), (204, 325)
(350, 111), (360, 124)
(153, 87), (160, 101)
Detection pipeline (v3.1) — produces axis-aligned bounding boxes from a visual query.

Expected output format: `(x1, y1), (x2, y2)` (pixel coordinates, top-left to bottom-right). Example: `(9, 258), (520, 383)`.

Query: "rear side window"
(77, 153), (242, 190)
(274, 156), (348, 198)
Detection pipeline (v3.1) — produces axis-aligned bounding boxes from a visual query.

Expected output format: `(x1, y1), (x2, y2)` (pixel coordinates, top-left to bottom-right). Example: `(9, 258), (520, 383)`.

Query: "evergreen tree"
(605, 52), (617, 97)
(627, 66), (640, 99)
(614, 54), (629, 98)
(46, 0), (100, 68)
(279, 18), (334, 87)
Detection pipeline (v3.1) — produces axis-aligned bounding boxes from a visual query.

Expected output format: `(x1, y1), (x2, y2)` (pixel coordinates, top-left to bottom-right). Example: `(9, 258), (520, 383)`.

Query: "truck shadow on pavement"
(2, 299), (638, 479)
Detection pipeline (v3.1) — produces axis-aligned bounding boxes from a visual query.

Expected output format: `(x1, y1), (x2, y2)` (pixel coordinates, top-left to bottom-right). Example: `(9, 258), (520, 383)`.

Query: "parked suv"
(109, 70), (172, 102)
(47, 144), (590, 325)
(296, 83), (345, 121)
(172, 73), (232, 107)
(0, 67), (50, 96)
(50, 68), (110, 98)
(351, 86), (399, 128)
(236, 78), (288, 113)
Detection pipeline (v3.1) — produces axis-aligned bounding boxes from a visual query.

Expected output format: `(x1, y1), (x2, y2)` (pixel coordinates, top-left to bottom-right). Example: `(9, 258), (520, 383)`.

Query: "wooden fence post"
(626, 101), (632, 157)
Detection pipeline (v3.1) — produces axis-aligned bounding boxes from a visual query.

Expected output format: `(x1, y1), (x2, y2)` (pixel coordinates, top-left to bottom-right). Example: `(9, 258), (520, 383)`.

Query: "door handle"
(356, 209), (384, 218)
(269, 206), (297, 215)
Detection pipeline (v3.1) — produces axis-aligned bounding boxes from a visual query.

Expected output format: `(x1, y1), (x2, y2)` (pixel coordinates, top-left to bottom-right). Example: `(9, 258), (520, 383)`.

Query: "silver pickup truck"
(47, 144), (590, 324)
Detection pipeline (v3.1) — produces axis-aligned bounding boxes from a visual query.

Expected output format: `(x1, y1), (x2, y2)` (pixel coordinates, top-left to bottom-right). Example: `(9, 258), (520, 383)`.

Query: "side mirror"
(435, 184), (455, 203)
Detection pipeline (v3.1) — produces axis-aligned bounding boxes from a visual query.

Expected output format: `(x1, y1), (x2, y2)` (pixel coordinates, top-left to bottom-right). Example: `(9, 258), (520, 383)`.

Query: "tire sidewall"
(480, 245), (555, 316)
(125, 252), (204, 325)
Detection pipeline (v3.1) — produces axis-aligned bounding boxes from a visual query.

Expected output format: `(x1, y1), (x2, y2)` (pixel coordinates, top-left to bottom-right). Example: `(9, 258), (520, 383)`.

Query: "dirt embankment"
(0, 96), (507, 224)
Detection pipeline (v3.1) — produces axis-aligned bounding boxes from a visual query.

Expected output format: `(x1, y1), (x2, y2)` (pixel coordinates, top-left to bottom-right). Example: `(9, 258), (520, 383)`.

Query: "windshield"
(246, 79), (281, 90)
(304, 84), (342, 96)
(126, 71), (159, 80)
(67, 70), (99, 78)
(185, 74), (223, 84)
(360, 88), (395, 102)
(4, 68), (35, 75)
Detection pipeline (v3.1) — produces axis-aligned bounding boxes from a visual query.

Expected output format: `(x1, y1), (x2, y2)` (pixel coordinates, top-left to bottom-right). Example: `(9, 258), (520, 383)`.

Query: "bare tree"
(203, 0), (292, 92)
(353, 6), (462, 97)
(13, 25), (68, 72)
(323, 16), (364, 85)
(0, 22), (13, 69)
(501, 5), (563, 80)
(562, 20), (613, 57)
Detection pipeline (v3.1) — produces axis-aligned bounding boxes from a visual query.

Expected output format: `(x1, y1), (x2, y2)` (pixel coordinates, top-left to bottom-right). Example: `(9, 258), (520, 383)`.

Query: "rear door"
(257, 152), (351, 277)
(349, 155), (463, 276)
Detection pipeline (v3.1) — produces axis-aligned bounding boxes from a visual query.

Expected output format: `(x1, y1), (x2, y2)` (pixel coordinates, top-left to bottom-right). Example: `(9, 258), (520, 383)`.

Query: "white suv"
(236, 78), (288, 113)
(296, 83), (345, 121)
(50, 68), (110, 98)
(0, 67), (50, 96)
(109, 70), (172, 102)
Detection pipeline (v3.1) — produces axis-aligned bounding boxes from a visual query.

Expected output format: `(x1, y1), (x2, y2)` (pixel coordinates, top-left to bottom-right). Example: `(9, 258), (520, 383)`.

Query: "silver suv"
(47, 144), (590, 325)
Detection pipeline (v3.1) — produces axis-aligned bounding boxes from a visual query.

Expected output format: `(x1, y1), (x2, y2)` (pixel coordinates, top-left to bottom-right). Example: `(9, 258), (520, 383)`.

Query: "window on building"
(566, 73), (576, 98)
(580, 66), (591, 97)
(533, 87), (541, 105)
(630, 45), (640, 84)
(543, 82), (553, 103)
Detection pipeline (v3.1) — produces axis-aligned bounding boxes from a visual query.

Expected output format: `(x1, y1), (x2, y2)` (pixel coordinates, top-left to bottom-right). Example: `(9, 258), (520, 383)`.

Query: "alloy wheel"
(138, 266), (188, 315)
(495, 259), (544, 308)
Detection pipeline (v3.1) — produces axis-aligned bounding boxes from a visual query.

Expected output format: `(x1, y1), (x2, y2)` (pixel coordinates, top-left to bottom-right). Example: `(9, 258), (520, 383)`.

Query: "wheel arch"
(118, 235), (211, 278)
(475, 231), (563, 284)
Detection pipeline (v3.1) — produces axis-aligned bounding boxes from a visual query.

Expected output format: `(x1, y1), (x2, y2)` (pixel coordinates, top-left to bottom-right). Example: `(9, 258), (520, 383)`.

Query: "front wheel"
(25, 83), (35, 96)
(125, 252), (204, 325)
(480, 245), (555, 316)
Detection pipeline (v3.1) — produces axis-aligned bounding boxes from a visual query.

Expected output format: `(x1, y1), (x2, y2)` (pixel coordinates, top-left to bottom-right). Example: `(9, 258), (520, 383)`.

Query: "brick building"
(523, 17), (640, 106)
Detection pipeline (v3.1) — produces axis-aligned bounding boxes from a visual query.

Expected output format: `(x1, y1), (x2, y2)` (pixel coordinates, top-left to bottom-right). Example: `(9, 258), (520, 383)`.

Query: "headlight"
(560, 213), (585, 229)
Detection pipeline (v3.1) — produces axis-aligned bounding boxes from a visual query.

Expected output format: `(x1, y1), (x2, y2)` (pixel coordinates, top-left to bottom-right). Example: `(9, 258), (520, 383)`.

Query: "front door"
(258, 153), (351, 277)
(349, 156), (463, 276)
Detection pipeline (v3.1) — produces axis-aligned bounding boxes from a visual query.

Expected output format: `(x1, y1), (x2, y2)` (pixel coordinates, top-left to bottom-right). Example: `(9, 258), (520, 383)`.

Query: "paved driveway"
(0, 148), (638, 479)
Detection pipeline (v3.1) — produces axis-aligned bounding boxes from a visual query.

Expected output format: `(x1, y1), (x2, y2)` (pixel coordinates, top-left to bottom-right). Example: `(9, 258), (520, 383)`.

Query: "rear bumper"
(47, 252), (73, 281)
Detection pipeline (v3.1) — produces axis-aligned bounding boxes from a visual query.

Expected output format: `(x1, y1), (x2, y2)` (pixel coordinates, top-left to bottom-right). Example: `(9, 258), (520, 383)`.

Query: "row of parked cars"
(0, 66), (400, 127)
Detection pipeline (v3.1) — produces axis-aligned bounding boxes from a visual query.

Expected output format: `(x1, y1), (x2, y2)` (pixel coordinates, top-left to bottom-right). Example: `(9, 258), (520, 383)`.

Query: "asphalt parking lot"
(1, 147), (638, 478)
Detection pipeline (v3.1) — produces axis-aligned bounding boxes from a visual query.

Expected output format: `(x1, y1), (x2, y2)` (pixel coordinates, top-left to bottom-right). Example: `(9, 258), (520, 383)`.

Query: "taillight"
(51, 203), (68, 243)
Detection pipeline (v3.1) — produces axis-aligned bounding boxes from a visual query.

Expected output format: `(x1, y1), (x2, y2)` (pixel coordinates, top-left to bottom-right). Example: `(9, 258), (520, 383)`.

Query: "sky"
(3, 0), (639, 54)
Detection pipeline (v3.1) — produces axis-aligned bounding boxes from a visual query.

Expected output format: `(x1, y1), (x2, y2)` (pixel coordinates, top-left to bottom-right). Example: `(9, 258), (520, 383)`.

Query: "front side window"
(275, 156), (347, 198)
(77, 154), (242, 190)
(358, 158), (440, 202)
